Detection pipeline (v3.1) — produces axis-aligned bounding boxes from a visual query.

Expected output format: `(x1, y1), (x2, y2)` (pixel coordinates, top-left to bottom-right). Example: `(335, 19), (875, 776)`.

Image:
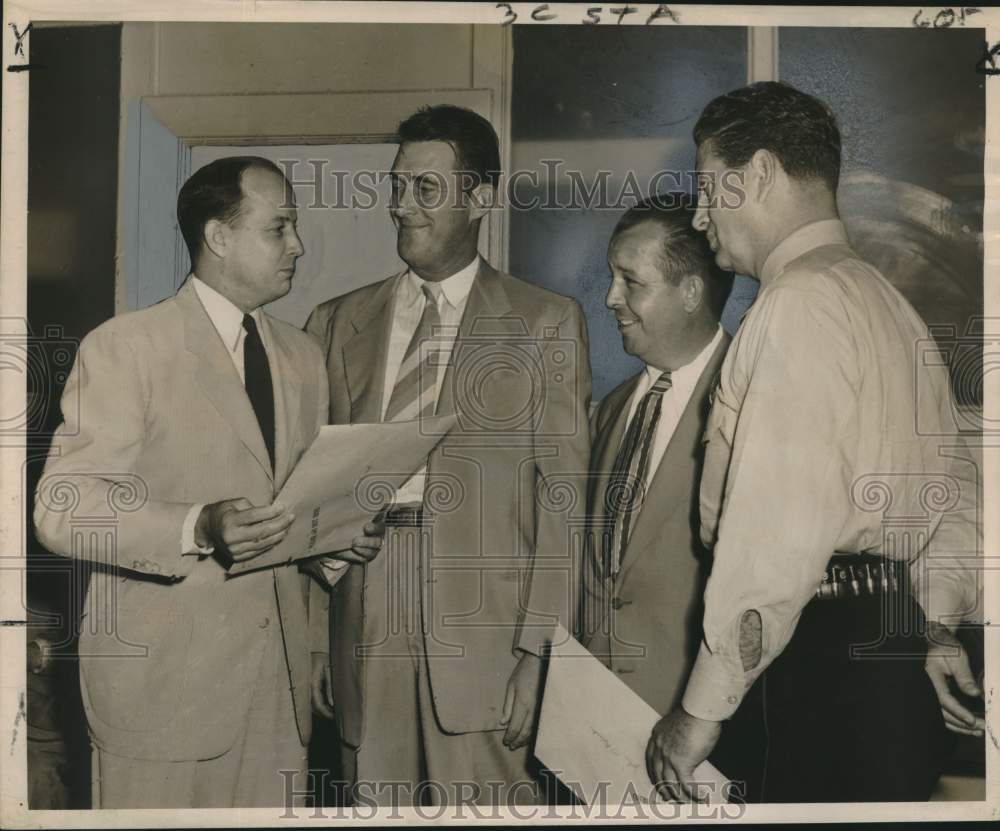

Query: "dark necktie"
(384, 284), (443, 422)
(242, 314), (275, 471)
(603, 372), (673, 578)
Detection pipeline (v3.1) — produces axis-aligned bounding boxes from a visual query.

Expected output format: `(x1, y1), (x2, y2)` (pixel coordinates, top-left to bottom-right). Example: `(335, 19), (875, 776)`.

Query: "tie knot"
(649, 371), (672, 395)
(242, 313), (259, 337)
(421, 283), (441, 308)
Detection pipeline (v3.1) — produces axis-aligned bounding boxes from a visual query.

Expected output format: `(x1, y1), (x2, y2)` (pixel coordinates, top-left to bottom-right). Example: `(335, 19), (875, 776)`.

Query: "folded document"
(536, 625), (730, 805)
(229, 415), (456, 575)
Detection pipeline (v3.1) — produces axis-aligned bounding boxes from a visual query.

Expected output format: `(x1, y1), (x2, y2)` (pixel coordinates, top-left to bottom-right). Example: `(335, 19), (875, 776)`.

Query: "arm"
(647, 286), (859, 800)
(515, 299), (592, 656)
(502, 300), (592, 749)
(682, 286), (857, 719)
(33, 327), (197, 580)
(913, 433), (984, 735)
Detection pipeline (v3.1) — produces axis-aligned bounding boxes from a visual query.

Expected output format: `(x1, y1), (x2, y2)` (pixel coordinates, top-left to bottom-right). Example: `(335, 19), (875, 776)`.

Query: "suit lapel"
(178, 280), (273, 484)
(343, 274), (403, 423)
(264, 320), (303, 488)
(588, 377), (642, 544)
(616, 335), (730, 584)
(435, 260), (512, 419)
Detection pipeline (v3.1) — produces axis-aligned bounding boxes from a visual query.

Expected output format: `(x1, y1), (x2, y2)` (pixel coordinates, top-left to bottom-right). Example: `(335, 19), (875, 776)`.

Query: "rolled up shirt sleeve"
(683, 284), (858, 721)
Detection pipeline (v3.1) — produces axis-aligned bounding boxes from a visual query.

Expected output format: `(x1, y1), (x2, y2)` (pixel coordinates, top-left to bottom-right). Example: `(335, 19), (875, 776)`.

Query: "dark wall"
(509, 26), (748, 400)
(781, 27), (985, 406)
(26, 23), (121, 809)
(28, 24), (120, 352)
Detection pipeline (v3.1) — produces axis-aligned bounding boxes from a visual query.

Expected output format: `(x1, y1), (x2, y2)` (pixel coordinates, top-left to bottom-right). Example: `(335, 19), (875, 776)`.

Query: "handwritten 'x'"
(9, 22), (31, 57)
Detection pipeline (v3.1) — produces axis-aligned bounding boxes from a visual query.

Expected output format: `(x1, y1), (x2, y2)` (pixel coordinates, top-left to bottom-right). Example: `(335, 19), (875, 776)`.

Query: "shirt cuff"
(681, 642), (747, 721)
(181, 503), (214, 555)
(320, 557), (350, 585)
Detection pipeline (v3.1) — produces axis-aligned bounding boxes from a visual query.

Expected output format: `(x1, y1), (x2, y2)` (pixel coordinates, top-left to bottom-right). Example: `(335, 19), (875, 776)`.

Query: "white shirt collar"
(760, 219), (850, 285)
(191, 275), (264, 353)
(401, 255), (480, 310)
(644, 325), (723, 390)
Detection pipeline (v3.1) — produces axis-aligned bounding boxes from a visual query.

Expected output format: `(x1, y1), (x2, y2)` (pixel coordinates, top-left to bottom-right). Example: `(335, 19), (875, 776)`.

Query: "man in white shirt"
(34, 157), (380, 808)
(306, 105), (592, 806)
(580, 194), (732, 760)
(647, 82), (982, 803)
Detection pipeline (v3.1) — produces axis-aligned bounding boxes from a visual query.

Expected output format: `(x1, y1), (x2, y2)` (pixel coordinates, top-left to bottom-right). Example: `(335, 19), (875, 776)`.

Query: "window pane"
(781, 27), (985, 405)
(511, 26), (747, 399)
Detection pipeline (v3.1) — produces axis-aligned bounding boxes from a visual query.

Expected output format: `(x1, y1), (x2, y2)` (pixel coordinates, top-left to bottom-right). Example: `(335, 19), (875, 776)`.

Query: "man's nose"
(605, 278), (623, 310)
(288, 228), (305, 257)
(391, 181), (416, 215)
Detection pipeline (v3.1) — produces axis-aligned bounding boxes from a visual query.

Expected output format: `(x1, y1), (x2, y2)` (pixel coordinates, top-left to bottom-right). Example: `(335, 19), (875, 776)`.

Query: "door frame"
(115, 25), (513, 315)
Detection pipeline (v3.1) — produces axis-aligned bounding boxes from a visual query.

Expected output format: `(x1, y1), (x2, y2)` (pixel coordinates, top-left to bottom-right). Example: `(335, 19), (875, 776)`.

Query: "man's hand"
(925, 622), (984, 736)
(311, 651), (335, 719)
(195, 498), (294, 565)
(499, 653), (544, 750)
(645, 707), (722, 803)
(330, 518), (386, 566)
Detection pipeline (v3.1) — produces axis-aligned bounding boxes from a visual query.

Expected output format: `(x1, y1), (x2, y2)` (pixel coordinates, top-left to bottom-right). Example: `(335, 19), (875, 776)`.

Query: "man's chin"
(714, 252), (734, 271)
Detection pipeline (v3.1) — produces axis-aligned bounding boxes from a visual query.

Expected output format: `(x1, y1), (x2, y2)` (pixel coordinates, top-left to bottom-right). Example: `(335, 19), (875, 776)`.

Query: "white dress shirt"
(180, 276), (270, 554)
(620, 326), (723, 492)
(383, 256), (479, 504)
(319, 257), (480, 583)
(683, 220), (981, 721)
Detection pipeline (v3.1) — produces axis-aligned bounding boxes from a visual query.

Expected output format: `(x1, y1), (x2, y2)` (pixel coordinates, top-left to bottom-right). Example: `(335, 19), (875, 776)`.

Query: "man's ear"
(681, 273), (705, 314)
(202, 218), (229, 260)
(467, 183), (495, 221)
(748, 148), (779, 203)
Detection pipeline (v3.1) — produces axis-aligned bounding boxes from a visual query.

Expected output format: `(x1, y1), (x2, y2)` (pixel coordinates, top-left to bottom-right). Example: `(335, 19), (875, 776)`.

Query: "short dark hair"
(176, 156), (285, 263)
(396, 105), (501, 190)
(693, 81), (842, 192)
(611, 193), (734, 319)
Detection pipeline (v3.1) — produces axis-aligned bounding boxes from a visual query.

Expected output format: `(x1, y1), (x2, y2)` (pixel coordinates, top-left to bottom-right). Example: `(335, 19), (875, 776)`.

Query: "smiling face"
(389, 140), (483, 281)
(606, 221), (691, 370)
(692, 141), (757, 277)
(222, 166), (304, 310)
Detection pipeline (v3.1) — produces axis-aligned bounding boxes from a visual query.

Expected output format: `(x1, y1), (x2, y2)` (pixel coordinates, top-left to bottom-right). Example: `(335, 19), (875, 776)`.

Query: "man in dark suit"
(306, 105), (592, 806)
(34, 157), (380, 808)
(581, 194), (732, 726)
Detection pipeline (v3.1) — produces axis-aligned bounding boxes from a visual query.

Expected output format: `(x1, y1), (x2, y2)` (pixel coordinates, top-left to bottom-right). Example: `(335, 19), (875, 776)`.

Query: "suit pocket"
(80, 584), (194, 733)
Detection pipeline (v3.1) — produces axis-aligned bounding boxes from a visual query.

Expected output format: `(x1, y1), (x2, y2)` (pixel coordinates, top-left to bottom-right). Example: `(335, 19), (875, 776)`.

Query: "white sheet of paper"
(228, 414), (456, 575)
(536, 625), (730, 805)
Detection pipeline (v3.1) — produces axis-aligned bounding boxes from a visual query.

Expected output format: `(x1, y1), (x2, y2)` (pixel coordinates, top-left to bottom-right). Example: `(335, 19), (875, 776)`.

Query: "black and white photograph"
(1, 1), (994, 825)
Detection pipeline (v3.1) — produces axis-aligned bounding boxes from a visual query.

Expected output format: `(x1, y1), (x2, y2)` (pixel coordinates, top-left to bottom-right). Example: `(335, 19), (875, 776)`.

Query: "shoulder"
(496, 270), (581, 317)
(594, 373), (640, 430)
(307, 275), (397, 334)
(266, 314), (324, 367)
(78, 296), (181, 357)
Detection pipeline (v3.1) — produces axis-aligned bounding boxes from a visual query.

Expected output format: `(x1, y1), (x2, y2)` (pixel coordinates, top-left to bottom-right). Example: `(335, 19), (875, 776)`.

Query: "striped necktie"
(602, 372), (673, 578)
(384, 283), (443, 422)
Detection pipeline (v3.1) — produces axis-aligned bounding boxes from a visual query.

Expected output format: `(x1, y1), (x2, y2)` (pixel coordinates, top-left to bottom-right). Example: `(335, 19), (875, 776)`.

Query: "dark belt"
(813, 553), (907, 601)
(383, 504), (425, 527)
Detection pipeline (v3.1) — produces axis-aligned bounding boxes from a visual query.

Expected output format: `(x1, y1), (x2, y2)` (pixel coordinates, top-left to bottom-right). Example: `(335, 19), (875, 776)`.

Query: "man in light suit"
(34, 157), (380, 808)
(581, 194), (732, 730)
(306, 105), (592, 806)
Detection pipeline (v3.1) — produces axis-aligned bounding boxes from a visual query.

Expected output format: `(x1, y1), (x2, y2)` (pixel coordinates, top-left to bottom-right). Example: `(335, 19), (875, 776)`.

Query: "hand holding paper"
(228, 414), (455, 575)
(536, 625), (730, 806)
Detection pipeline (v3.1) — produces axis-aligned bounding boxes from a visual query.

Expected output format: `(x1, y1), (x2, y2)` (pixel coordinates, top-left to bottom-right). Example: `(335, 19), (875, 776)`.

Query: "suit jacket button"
(259, 617), (270, 629)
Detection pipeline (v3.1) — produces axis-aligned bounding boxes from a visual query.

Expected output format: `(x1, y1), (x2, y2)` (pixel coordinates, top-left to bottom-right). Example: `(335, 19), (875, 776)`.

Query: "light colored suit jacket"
(34, 279), (329, 761)
(305, 260), (592, 745)
(581, 334), (730, 715)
